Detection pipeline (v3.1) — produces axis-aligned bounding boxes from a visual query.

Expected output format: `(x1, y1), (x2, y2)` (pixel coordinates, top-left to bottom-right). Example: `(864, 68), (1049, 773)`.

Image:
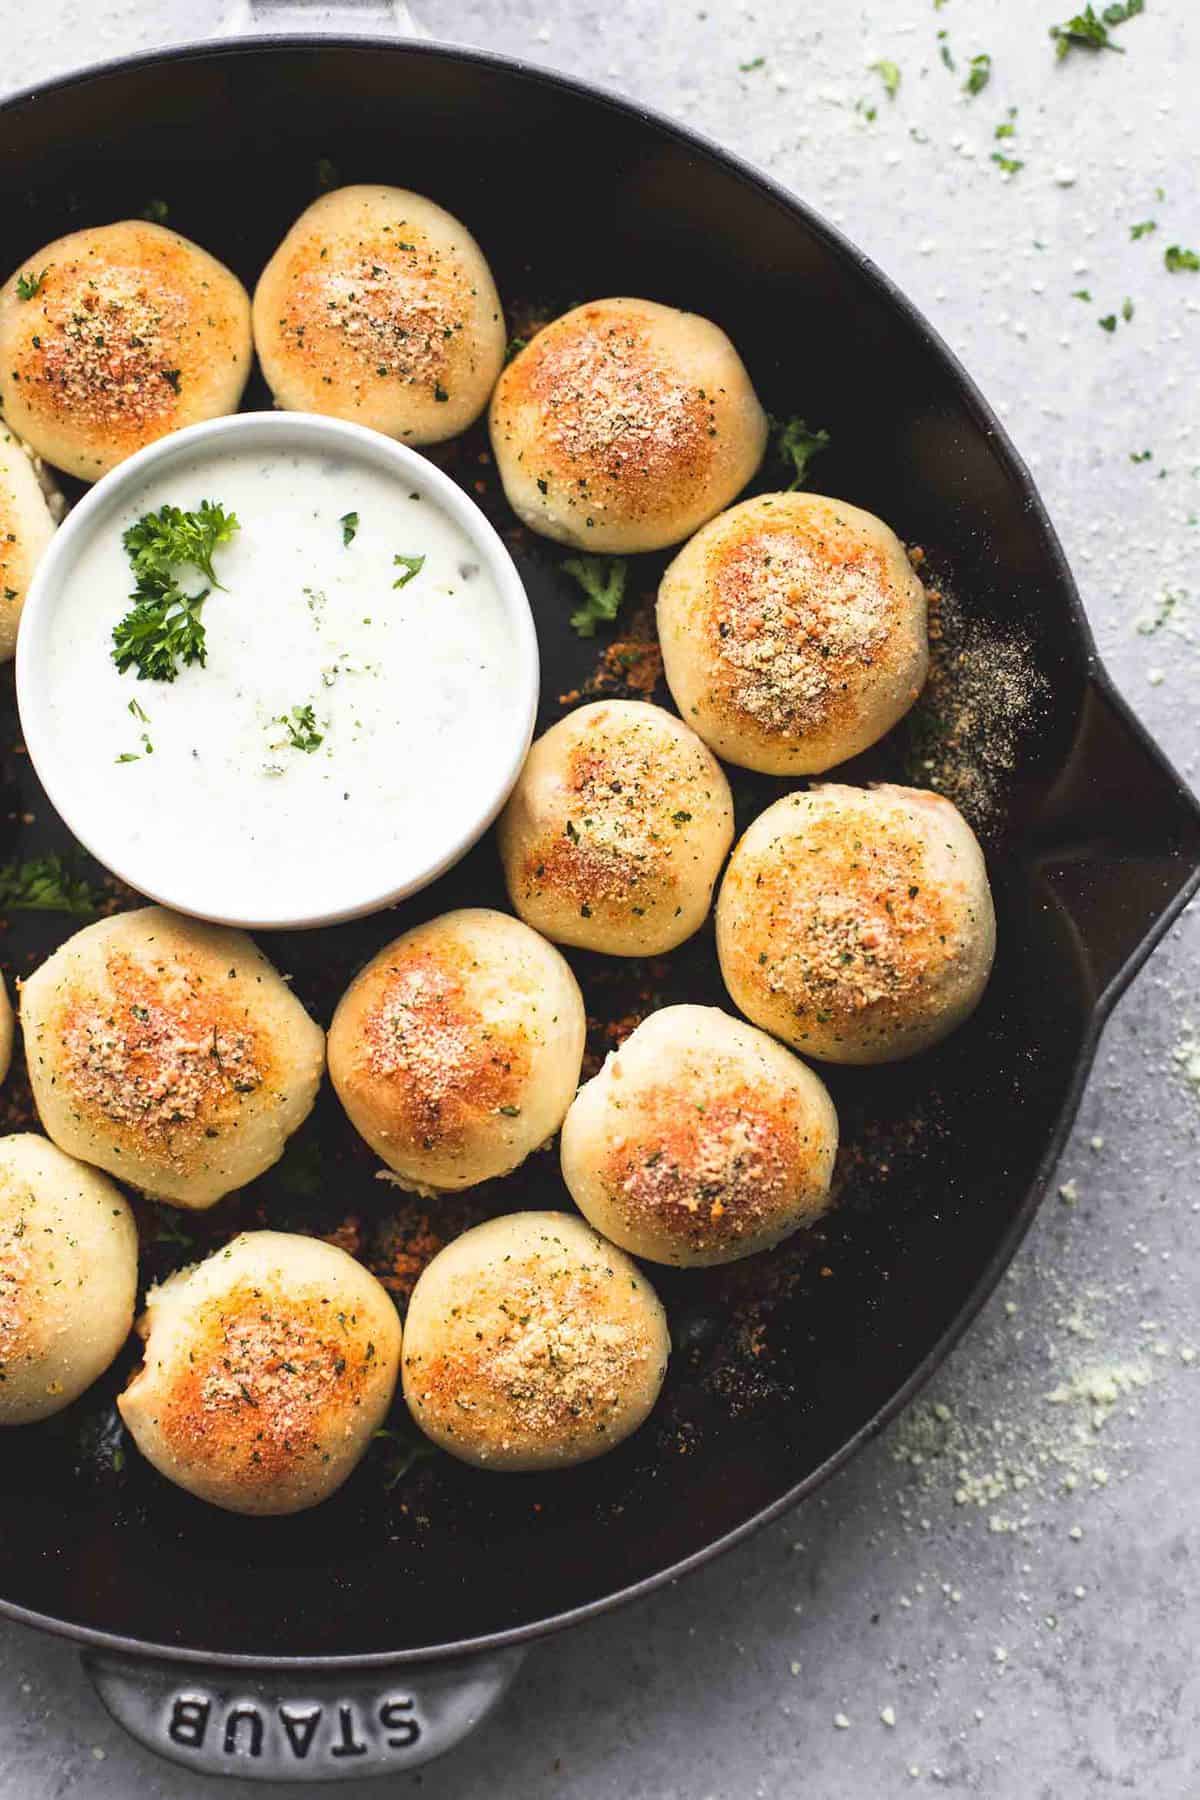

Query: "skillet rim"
(0, 29), (1197, 1673)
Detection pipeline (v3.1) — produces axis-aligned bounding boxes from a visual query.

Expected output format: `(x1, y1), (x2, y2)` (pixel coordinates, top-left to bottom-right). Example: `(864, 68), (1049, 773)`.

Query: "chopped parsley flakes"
(1138, 589), (1184, 636)
(392, 552), (425, 589)
(339, 511), (359, 546)
(870, 58), (901, 98)
(964, 53), (992, 95)
(1165, 245), (1200, 273)
(276, 704), (323, 754)
(15, 269), (46, 301)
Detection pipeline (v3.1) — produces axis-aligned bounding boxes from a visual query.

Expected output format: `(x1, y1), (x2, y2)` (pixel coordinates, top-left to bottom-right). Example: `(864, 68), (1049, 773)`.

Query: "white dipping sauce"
(35, 430), (530, 923)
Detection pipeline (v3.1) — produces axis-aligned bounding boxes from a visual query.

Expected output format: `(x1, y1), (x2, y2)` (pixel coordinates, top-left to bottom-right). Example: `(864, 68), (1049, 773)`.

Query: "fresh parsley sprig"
(0, 854), (99, 915)
(1050, 0), (1144, 59)
(563, 555), (628, 638)
(373, 1424), (439, 1490)
(769, 414), (832, 490)
(112, 589), (208, 683)
(15, 269), (47, 301)
(112, 501), (239, 683)
(123, 501), (238, 591)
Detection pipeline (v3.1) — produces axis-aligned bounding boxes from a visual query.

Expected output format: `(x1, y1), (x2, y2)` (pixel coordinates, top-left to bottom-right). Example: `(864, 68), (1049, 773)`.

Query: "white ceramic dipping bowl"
(17, 413), (539, 930)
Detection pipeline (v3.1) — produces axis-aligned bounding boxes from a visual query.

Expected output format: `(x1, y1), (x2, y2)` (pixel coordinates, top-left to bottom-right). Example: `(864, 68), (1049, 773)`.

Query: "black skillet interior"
(1, 39), (1198, 1664)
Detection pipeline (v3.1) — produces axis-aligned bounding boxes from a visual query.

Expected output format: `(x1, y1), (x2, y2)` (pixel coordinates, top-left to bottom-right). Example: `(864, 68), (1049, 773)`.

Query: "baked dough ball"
(0, 973), (12, 1088)
(657, 492), (928, 775)
(561, 1004), (838, 1267)
(0, 419), (61, 662)
(118, 1231), (400, 1514)
(717, 784), (995, 1064)
(20, 907), (324, 1209)
(402, 1212), (669, 1470)
(0, 1133), (137, 1425)
(253, 186), (505, 445)
(0, 221), (252, 481)
(498, 700), (734, 956)
(328, 907), (584, 1194)
(489, 297), (767, 552)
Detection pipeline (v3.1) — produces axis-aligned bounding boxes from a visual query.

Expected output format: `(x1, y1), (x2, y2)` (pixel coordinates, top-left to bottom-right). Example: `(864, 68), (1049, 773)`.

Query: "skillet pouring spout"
(1030, 669), (1200, 1013)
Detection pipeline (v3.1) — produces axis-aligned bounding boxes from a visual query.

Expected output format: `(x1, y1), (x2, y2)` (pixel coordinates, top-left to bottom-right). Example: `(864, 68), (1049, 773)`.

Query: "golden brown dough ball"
(0, 419), (61, 662)
(561, 1004), (838, 1266)
(657, 492), (928, 774)
(0, 973), (12, 1088)
(498, 700), (734, 956)
(402, 1212), (669, 1470)
(20, 907), (324, 1209)
(0, 221), (252, 481)
(328, 907), (585, 1195)
(489, 298), (767, 552)
(118, 1231), (401, 1514)
(716, 784), (995, 1064)
(253, 186), (505, 444)
(0, 1133), (137, 1425)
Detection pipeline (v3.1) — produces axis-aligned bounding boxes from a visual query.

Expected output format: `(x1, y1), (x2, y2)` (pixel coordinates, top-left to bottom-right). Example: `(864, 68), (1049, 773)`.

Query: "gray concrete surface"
(2, 1), (1199, 1794)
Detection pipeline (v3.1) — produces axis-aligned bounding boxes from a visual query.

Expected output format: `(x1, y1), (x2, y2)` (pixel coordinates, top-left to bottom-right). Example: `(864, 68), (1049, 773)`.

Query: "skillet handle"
(220, 0), (429, 35)
(1032, 673), (1200, 1008)
(80, 1645), (526, 1781)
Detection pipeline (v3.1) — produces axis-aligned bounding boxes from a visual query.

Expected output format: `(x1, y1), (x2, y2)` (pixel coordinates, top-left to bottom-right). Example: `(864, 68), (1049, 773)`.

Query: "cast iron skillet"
(1, 27), (1199, 1782)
